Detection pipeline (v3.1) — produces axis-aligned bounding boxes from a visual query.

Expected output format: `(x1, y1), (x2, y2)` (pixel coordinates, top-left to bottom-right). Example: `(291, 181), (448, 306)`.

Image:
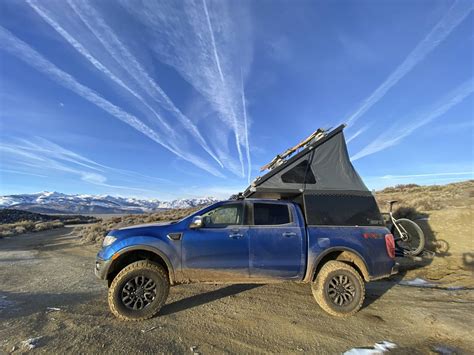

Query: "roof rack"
(260, 127), (330, 172)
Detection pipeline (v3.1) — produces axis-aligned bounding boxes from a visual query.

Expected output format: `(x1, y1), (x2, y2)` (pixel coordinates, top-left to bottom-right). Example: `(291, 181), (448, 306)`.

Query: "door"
(182, 202), (249, 281)
(249, 202), (304, 279)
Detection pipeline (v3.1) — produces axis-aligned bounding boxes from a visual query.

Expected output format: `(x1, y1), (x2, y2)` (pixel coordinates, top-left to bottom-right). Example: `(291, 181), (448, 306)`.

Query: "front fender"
(100, 235), (181, 282)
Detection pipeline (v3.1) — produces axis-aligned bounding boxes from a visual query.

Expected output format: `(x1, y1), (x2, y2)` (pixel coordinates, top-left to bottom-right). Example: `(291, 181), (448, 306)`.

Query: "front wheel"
(393, 218), (425, 256)
(312, 261), (365, 317)
(108, 260), (169, 321)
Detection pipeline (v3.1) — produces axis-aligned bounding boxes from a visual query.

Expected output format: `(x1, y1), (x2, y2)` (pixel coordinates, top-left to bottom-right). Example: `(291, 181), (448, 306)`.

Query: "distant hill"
(0, 209), (99, 225)
(0, 191), (219, 214)
(375, 180), (473, 212)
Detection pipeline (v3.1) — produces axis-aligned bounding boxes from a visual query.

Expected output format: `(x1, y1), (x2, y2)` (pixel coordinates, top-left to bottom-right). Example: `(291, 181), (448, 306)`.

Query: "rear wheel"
(312, 261), (365, 317)
(108, 260), (169, 321)
(393, 218), (425, 256)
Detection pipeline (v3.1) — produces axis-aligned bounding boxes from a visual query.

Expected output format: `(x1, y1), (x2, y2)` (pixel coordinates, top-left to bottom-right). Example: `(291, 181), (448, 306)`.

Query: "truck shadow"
(0, 290), (102, 320)
(160, 284), (262, 316)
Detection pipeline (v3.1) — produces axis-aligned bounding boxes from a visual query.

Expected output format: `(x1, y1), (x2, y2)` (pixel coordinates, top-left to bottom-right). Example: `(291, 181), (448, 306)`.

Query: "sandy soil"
(0, 226), (473, 354)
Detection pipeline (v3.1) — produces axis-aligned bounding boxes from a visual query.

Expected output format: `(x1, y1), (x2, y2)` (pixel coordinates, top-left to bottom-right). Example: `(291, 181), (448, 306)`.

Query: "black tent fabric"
(243, 125), (369, 199)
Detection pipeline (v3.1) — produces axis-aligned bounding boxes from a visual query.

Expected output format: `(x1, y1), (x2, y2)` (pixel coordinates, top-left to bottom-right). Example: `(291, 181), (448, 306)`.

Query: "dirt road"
(1, 227), (473, 354)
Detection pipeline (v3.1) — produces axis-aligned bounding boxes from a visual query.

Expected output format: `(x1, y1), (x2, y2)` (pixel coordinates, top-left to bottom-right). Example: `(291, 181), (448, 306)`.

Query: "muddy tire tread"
(312, 260), (365, 317)
(108, 260), (169, 321)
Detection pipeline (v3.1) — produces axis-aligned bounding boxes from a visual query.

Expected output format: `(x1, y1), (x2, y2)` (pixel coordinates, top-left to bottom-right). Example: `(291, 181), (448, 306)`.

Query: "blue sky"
(0, 0), (472, 200)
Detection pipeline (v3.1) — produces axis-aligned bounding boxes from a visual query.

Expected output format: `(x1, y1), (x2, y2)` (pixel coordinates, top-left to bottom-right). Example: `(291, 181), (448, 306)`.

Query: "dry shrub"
(34, 221), (64, 232)
(393, 206), (427, 220)
(14, 226), (26, 234)
(376, 180), (473, 212)
(0, 216), (71, 238)
(80, 223), (108, 244)
(0, 230), (13, 237)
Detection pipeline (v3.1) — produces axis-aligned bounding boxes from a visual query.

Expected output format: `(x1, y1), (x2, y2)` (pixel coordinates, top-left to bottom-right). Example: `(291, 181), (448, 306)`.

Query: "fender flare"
(108, 244), (176, 284)
(307, 247), (370, 282)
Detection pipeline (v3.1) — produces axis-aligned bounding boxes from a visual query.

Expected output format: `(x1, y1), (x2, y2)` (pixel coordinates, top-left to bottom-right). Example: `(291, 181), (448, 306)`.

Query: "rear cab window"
(253, 202), (291, 225)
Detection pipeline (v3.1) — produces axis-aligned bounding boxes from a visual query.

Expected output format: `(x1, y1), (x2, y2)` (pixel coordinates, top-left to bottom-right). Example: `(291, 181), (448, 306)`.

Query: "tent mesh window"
(281, 160), (316, 184)
(304, 194), (384, 226)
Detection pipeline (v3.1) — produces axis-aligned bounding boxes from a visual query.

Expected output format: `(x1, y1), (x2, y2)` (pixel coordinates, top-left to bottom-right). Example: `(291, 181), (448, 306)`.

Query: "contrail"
(202, 0), (225, 83)
(201, 0), (245, 177)
(240, 69), (252, 183)
(17, 137), (172, 183)
(351, 79), (474, 161)
(0, 26), (223, 177)
(346, 0), (473, 126)
(26, 0), (174, 135)
(0, 169), (47, 178)
(117, 0), (249, 177)
(346, 126), (368, 143)
(2, 138), (172, 188)
(67, 0), (224, 168)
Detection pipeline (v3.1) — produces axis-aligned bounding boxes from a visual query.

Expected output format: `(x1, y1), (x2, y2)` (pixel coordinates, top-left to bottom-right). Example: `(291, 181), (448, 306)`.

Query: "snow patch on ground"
(399, 278), (437, 287)
(21, 337), (42, 350)
(344, 341), (397, 354)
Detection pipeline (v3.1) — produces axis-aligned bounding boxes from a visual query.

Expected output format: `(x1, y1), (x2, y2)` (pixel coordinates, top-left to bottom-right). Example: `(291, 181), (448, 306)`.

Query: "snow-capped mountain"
(0, 191), (218, 214)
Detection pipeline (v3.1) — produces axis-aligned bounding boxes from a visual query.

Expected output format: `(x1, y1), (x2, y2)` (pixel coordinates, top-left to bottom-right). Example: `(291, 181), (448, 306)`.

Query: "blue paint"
(96, 200), (395, 282)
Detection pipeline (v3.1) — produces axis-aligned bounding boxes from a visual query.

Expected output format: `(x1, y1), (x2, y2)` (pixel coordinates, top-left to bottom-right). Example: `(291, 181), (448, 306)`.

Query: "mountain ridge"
(0, 191), (219, 214)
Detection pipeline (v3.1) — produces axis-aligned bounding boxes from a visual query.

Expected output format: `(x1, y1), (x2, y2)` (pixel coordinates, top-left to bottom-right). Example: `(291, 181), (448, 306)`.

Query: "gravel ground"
(0, 227), (473, 354)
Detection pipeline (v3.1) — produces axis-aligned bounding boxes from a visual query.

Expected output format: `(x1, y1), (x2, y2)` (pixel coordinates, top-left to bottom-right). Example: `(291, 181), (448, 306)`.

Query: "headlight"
(102, 235), (117, 247)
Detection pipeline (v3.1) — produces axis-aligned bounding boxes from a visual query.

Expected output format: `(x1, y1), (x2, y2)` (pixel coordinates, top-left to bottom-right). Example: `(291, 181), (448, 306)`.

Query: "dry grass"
(80, 206), (202, 244)
(0, 220), (64, 238)
(375, 180), (473, 213)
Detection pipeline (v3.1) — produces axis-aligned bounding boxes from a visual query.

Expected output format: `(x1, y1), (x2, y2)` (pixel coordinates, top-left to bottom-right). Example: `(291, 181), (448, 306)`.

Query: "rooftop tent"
(243, 125), (383, 226)
(243, 125), (369, 199)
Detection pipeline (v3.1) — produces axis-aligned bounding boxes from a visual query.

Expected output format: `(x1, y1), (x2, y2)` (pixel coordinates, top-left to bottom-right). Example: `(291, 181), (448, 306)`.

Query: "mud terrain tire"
(108, 260), (169, 321)
(312, 260), (365, 317)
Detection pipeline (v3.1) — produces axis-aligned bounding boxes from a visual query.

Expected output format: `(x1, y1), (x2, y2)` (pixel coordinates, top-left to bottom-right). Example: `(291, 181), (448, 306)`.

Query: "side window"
(281, 160), (316, 184)
(254, 203), (291, 225)
(201, 203), (243, 228)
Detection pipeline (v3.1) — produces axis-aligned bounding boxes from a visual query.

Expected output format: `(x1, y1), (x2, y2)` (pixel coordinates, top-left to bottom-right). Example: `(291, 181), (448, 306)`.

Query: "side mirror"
(189, 216), (203, 229)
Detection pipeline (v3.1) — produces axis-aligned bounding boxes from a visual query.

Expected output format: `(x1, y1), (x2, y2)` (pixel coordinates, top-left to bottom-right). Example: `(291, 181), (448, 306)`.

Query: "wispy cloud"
(200, 0), (246, 177)
(351, 79), (474, 161)
(345, 0), (473, 126)
(120, 0), (253, 178)
(26, 0), (175, 134)
(0, 25), (223, 177)
(202, 0), (225, 83)
(346, 126), (368, 143)
(0, 137), (157, 192)
(240, 69), (251, 183)
(59, 0), (224, 168)
(0, 169), (47, 178)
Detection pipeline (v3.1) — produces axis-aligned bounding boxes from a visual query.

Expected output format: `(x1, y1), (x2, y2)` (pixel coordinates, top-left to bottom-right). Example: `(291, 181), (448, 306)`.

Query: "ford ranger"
(95, 198), (397, 320)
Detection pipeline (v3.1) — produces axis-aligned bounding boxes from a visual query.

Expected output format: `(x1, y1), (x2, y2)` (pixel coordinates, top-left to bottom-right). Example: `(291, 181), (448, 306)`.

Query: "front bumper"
(95, 256), (112, 280)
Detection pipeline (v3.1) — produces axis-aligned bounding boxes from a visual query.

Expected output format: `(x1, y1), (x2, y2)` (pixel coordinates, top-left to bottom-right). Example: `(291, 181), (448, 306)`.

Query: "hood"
(118, 221), (174, 230)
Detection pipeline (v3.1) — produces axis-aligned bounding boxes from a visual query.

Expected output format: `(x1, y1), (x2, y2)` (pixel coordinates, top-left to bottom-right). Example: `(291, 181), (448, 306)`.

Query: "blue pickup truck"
(95, 199), (397, 320)
(94, 125), (398, 320)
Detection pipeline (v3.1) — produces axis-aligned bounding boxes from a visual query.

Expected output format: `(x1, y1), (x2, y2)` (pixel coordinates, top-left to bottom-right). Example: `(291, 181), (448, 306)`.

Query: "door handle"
(229, 233), (244, 239)
(282, 232), (297, 237)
